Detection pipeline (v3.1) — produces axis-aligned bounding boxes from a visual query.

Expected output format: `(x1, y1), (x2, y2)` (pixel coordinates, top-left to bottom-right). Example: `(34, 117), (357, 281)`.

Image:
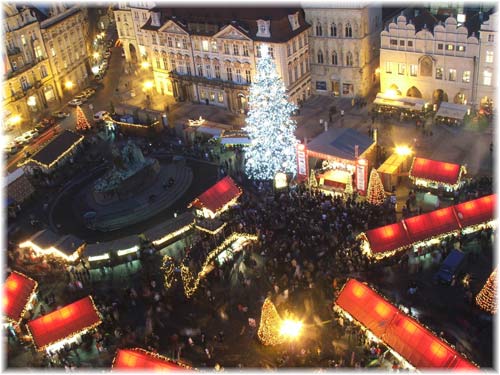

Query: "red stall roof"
(113, 348), (190, 371)
(26, 296), (101, 351)
(409, 157), (462, 185)
(403, 206), (460, 244)
(189, 176), (241, 214)
(364, 222), (412, 255)
(454, 194), (496, 228)
(335, 279), (477, 370)
(4, 271), (38, 324)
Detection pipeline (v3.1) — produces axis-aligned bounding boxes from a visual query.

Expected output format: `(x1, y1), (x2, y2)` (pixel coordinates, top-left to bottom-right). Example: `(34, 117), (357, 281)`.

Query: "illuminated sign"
(356, 160), (367, 194)
(274, 172), (288, 189)
(296, 143), (308, 181)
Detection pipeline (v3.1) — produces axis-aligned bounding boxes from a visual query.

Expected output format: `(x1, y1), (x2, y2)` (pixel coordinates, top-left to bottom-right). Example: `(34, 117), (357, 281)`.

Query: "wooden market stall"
(26, 296), (101, 352)
(112, 348), (192, 370)
(5, 168), (35, 218)
(377, 154), (410, 193)
(435, 102), (470, 126)
(334, 279), (477, 370)
(188, 176), (242, 218)
(409, 157), (466, 194)
(4, 271), (38, 326)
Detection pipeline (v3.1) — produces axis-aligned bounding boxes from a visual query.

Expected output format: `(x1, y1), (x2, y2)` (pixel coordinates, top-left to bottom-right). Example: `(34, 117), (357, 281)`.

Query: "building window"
(345, 23), (352, 37)
(488, 34), (494, 42)
(200, 90), (207, 99)
(408, 41), (413, 47)
(486, 50), (494, 63)
(186, 65), (192, 75)
(399, 40), (405, 46)
(299, 36), (303, 48)
(447, 44), (454, 51)
(385, 61), (392, 73)
(317, 50), (324, 64)
(343, 83), (353, 95)
(226, 66), (233, 81)
(390, 39), (397, 46)
(210, 92), (215, 101)
(245, 70), (251, 83)
(156, 58), (161, 69)
(462, 70), (470, 83)
(40, 65), (47, 78)
(332, 51), (338, 65)
(410, 64), (417, 76)
(346, 52), (353, 66)
(483, 70), (492, 86)
(316, 23), (322, 36)
(457, 45), (465, 52)
(419, 56), (433, 77)
(167, 37), (172, 47)
(288, 67), (293, 83)
(206, 65), (212, 78)
(197, 65), (203, 76)
(20, 77), (29, 90)
(437, 43), (443, 50)
(398, 63), (405, 75)
(224, 43), (230, 55)
(183, 39), (188, 49)
(233, 44), (239, 55)
(202, 40), (209, 52)
(294, 65), (298, 80)
(171, 60), (176, 72)
(215, 65), (220, 79)
(51, 47), (56, 56)
(218, 92), (224, 103)
(330, 23), (337, 37)
(243, 44), (249, 56)
(211, 41), (217, 52)
(236, 68), (242, 83)
(21, 35), (26, 45)
(268, 46), (274, 58)
(448, 68), (456, 81)
(287, 43), (292, 57)
(435, 67), (443, 79)
(162, 56), (168, 70)
(193, 40), (200, 50)
(256, 45), (261, 57)
(301, 60), (305, 75)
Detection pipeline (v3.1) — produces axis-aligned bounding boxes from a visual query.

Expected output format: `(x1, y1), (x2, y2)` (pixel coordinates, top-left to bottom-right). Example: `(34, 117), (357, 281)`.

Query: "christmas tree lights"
(366, 168), (385, 205)
(476, 268), (497, 314)
(257, 298), (284, 346)
(345, 174), (353, 195)
(75, 106), (91, 131)
(244, 44), (299, 180)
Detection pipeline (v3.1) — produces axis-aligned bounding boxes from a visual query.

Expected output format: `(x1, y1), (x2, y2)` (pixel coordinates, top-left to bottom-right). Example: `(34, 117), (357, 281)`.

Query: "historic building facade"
(2, 4), (58, 129)
(304, 5), (382, 98)
(379, 13), (484, 106)
(477, 12), (496, 109)
(117, 7), (312, 113)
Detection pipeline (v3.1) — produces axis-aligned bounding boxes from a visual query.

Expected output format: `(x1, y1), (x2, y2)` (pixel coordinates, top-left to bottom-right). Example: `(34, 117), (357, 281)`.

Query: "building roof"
(409, 157), (463, 185)
(28, 130), (83, 169)
(26, 296), (101, 351)
(335, 279), (477, 370)
(364, 222), (411, 255)
(189, 176), (242, 214)
(403, 206), (461, 244)
(4, 271), (38, 324)
(39, 6), (80, 29)
(113, 348), (191, 370)
(21, 229), (85, 257)
(306, 128), (374, 161)
(453, 194), (495, 228)
(143, 211), (194, 244)
(142, 7), (310, 42)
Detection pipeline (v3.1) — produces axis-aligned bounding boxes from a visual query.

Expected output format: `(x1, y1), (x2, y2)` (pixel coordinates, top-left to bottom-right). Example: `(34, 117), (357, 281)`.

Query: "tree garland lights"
(366, 168), (386, 205)
(476, 268), (497, 314)
(258, 298), (285, 346)
(243, 44), (299, 180)
(76, 106), (91, 131)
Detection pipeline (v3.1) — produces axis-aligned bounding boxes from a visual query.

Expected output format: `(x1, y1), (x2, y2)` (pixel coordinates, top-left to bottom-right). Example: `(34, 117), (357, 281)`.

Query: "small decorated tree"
(258, 297), (284, 346)
(309, 170), (318, 189)
(76, 106), (91, 131)
(345, 174), (354, 195)
(476, 268), (497, 314)
(366, 168), (385, 205)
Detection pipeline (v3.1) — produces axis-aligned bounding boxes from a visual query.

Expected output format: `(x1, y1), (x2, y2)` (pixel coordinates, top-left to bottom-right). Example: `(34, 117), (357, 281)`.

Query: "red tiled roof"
(26, 296), (101, 351)
(335, 279), (477, 370)
(409, 157), (463, 185)
(190, 176), (241, 214)
(113, 348), (190, 371)
(4, 271), (37, 324)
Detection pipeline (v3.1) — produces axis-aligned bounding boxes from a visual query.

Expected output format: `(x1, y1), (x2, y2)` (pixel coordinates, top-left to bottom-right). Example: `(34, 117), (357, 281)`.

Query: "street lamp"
(143, 80), (154, 91)
(65, 81), (74, 90)
(279, 319), (303, 341)
(395, 145), (412, 156)
(141, 61), (151, 70)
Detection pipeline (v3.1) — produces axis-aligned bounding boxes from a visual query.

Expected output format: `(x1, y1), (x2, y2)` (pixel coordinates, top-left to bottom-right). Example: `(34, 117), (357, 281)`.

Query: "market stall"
(112, 348), (191, 370)
(359, 194), (496, 259)
(299, 128), (376, 195)
(219, 130), (251, 146)
(26, 296), (101, 352)
(4, 271), (38, 326)
(19, 230), (85, 263)
(435, 102), (470, 126)
(5, 168), (35, 217)
(145, 211), (194, 247)
(377, 153), (410, 192)
(85, 235), (140, 266)
(373, 93), (430, 119)
(334, 279), (477, 370)
(409, 157), (466, 194)
(188, 176), (242, 218)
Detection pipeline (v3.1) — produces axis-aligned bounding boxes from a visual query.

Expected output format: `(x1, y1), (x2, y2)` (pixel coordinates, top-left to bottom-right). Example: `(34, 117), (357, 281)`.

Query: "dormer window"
(288, 12), (300, 31)
(256, 19), (271, 38)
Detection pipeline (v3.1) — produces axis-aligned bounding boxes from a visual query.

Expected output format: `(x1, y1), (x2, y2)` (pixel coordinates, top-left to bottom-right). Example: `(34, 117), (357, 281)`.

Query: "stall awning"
(19, 229), (85, 262)
(113, 348), (190, 370)
(436, 102), (469, 120)
(403, 206), (460, 244)
(409, 157), (463, 186)
(4, 272), (38, 324)
(189, 176), (242, 214)
(143, 212), (194, 245)
(455, 194), (496, 228)
(335, 279), (477, 370)
(364, 222), (412, 255)
(374, 93), (427, 111)
(26, 296), (101, 351)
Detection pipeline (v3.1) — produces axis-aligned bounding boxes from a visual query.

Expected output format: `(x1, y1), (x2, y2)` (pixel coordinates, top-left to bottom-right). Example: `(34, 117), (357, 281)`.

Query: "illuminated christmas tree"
(244, 45), (299, 180)
(345, 174), (353, 195)
(309, 170), (318, 189)
(258, 297), (284, 346)
(76, 106), (91, 131)
(476, 268), (497, 314)
(366, 168), (385, 205)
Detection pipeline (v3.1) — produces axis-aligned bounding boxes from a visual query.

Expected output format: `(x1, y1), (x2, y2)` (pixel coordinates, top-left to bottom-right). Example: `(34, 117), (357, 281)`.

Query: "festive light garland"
(116, 245), (140, 257)
(408, 158), (467, 191)
(189, 184), (243, 219)
(75, 106), (91, 131)
(151, 222), (194, 246)
(18, 240), (82, 263)
(103, 114), (158, 129)
(257, 297), (284, 346)
(88, 253), (110, 262)
(366, 168), (386, 205)
(476, 268), (497, 314)
(162, 233), (257, 298)
(25, 296), (102, 352)
(194, 222), (227, 235)
(111, 347), (194, 370)
(4, 271), (38, 326)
